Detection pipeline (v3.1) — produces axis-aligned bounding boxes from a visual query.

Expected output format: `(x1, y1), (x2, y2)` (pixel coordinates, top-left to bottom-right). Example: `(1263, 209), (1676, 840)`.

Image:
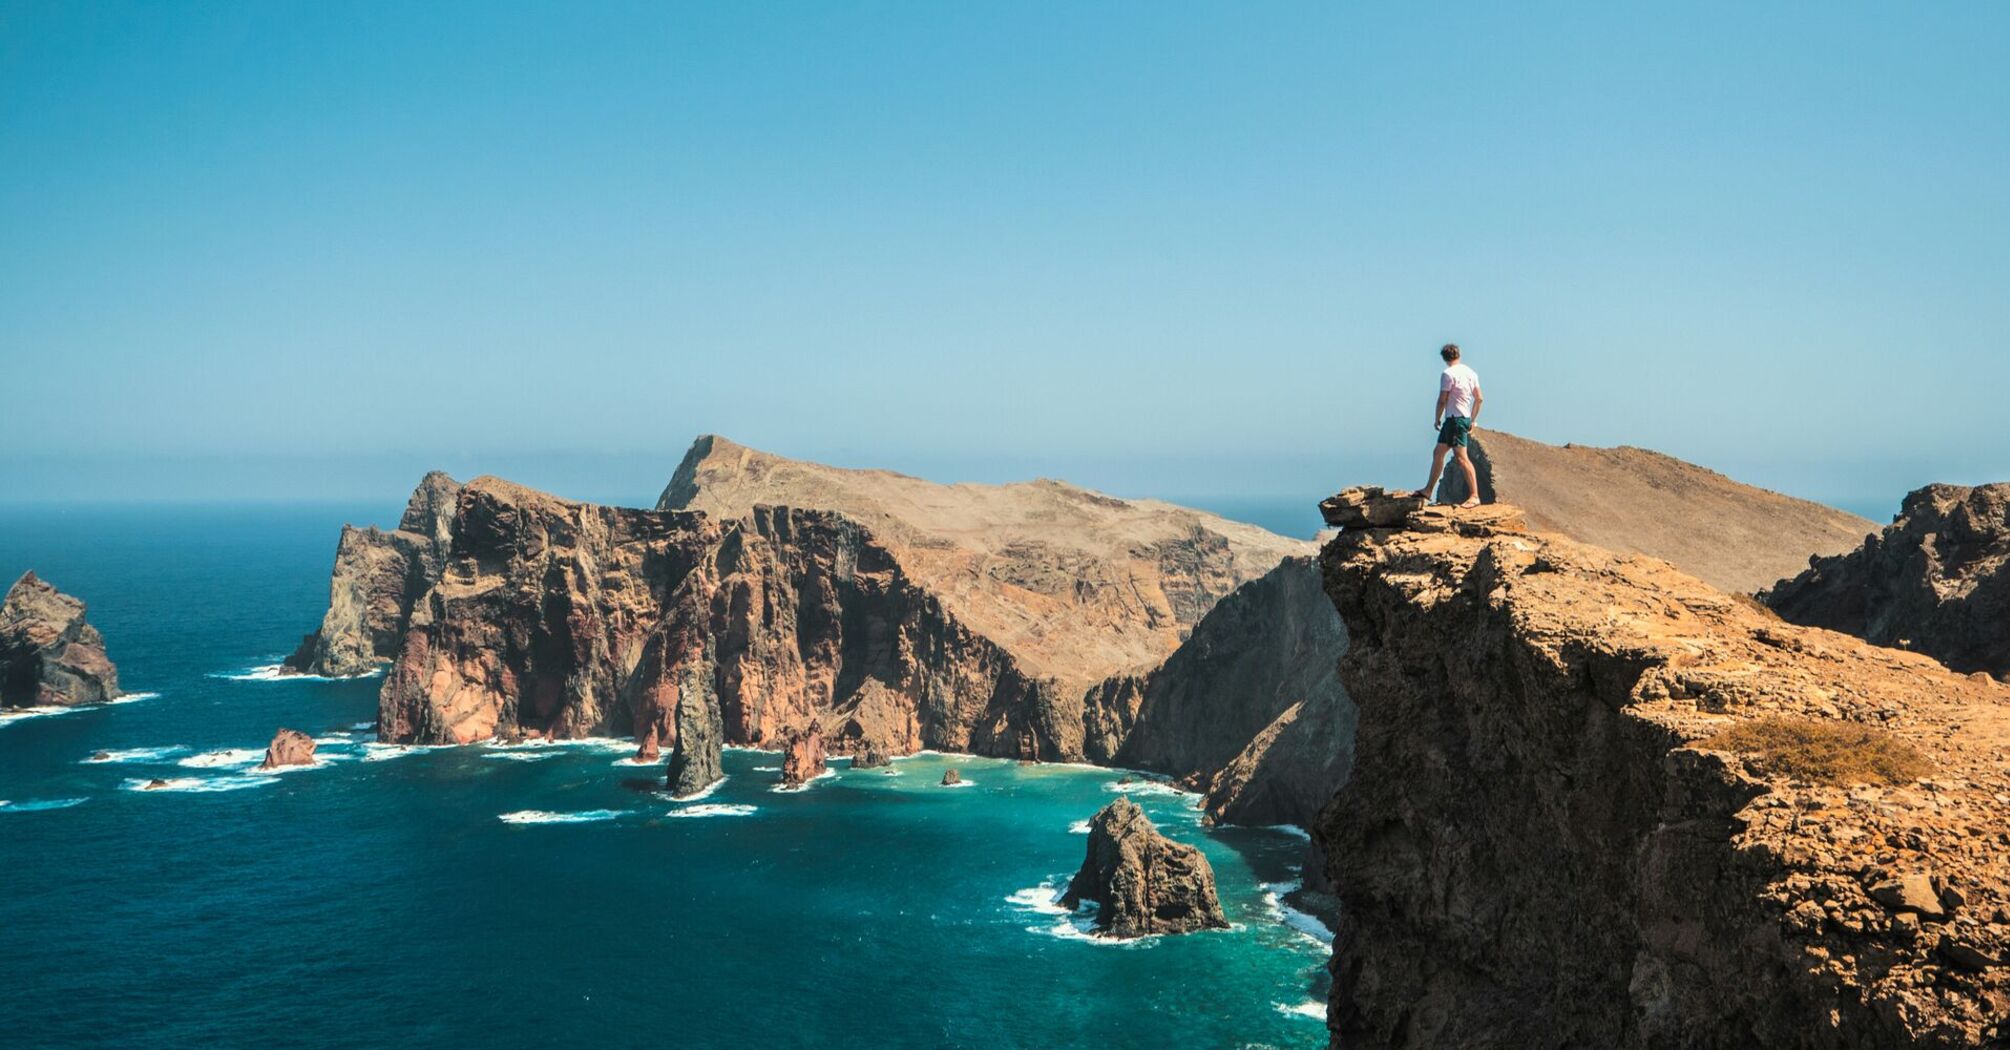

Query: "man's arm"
(1470, 386), (1483, 428)
(1435, 390), (1449, 428)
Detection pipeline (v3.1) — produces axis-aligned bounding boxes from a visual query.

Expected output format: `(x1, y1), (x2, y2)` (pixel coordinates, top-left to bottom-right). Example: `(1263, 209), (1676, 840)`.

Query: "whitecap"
(1261, 879), (1335, 946)
(498, 809), (624, 825)
(348, 721), (377, 731)
(767, 768), (838, 793)
(1101, 778), (1195, 799)
(1068, 819), (1093, 834)
(939, 778), (976, 788)
(664, 803), (757, 818)
(609, 755), (659, 767)
(83, 746), (189, 764)
(664, 776), (727, 802)
(0, 797), (87, 812)
(1267, 823), (1312, 841)
(0, 692), (158, 728)
(1005, 877), (1151, 947)
(121, 776), (273, 793)
(1275, 1001), (1327, 1021)
(178, 748), (265, 770)
(213, 664), (382, 682)
(361, 743), (428, 762)
(752, 765), (780, 772)
(482, 751), (559, 763)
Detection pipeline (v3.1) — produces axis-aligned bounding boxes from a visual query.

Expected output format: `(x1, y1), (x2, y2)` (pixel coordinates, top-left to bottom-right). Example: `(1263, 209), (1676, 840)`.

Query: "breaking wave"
(498, 809), (624, 825)
(664, 803), (757, 818)
(0, 797), (88, 812)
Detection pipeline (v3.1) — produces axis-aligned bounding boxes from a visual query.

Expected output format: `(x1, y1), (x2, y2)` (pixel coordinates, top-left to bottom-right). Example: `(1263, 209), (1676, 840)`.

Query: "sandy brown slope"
(657, 435), (1313, 694)
(1436, 429), (1876, 594)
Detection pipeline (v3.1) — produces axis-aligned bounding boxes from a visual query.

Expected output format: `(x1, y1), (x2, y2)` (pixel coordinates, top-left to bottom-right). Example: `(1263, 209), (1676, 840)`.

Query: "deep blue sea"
(0, 504), (1330, 1049)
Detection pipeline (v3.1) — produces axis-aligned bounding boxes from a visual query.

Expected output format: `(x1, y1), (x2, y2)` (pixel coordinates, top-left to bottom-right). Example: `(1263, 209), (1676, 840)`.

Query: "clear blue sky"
(2, 2), (2004, 512)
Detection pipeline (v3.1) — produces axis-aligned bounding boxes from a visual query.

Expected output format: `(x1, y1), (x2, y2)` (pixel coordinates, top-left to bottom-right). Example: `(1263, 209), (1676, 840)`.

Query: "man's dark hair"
(1441, 343), (1461, 362)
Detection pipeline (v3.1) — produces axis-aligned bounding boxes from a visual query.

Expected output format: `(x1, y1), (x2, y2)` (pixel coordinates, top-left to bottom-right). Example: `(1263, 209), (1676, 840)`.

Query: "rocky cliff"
(1316, 488), (2009, 1048)
(0, 571), (120, 707)
(1433, 430), (1875, 594)
(1062, 797), (1228, 937)
(371, 478), (1083, 779)
(1765, 483), (2010, 679)
(282, 471), (461, 676)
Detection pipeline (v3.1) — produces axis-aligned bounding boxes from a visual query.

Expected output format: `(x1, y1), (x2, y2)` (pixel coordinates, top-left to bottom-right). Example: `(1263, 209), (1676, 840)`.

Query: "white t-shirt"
(1440, 362), (1481, 419)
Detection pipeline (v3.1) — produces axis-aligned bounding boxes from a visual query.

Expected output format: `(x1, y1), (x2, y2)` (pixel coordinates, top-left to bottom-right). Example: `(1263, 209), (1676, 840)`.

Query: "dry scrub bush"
(1703, 715), (1929, 785)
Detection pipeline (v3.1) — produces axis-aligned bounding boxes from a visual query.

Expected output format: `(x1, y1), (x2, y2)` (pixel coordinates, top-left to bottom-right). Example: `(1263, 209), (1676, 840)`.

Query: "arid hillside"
(1435, 429), (1875, 593)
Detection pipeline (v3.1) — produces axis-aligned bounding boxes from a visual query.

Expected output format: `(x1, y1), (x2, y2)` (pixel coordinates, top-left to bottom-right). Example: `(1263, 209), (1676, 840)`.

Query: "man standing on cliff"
(1418, 343), (1484, 507)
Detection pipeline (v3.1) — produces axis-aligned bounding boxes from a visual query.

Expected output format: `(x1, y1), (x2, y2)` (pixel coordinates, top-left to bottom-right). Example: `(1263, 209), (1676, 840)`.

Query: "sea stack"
(940, 768), (962, 786)
(0, 572), (120, 708)
(258, 728), (317, 770)
(778, 725), (827, 787)
(1061, 798), (1228, 938)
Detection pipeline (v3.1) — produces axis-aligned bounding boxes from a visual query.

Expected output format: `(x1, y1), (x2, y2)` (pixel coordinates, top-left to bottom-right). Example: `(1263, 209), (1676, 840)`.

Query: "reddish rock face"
(282, 472), (462, 677)
(0, 572), (120, 708)
(778, 725), (827, 788)
(365, 478), (1080, 798)
(258, 728), (316, 770)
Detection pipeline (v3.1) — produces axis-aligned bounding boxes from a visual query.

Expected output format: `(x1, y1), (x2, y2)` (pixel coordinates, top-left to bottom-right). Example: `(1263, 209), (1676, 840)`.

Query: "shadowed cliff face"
(1316, 491), (2009, 1049)
(1766, 482), (2010, 679)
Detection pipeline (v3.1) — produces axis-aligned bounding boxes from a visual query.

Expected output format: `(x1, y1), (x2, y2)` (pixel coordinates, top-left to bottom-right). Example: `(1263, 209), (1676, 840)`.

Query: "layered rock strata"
(282, 471), (461, 676)
(1316, 486), (2009, 1048)
(1062, 797), (1228, 937)
(0, 572), (120, 708)
(1766, 483), (2010, 679)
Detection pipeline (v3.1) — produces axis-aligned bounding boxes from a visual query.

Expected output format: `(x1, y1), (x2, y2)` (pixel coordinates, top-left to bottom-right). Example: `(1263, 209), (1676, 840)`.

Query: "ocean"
(0, 504), (1331, 1049)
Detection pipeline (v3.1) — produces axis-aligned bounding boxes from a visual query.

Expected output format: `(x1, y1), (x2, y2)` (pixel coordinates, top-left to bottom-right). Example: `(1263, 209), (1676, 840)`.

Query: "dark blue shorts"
(1438, 417), (1472, 447)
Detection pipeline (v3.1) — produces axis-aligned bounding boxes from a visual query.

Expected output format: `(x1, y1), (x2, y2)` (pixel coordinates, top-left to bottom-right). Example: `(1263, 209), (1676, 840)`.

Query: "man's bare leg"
(1453, 445), (1481, 508)
(1418, 443), (1452, 502)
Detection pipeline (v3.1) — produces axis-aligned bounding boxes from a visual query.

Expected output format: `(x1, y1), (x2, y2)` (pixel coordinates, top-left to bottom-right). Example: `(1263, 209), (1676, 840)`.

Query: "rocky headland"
(1314, 487), (2009, 1048)
(1, 571), (120, 708)
(1062, 797), (1228, 938)
(1765, 483), (2010, 679)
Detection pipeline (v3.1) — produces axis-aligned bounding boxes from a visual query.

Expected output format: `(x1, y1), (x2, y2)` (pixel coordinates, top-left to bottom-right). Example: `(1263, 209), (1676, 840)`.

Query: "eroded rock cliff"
(0, 571), (120, 707)
(1765, 483), (2010, 679)
(282, 471), (462, 677)
(1062, 797), (1228, 938)
(1316, 488), (2009, 1048)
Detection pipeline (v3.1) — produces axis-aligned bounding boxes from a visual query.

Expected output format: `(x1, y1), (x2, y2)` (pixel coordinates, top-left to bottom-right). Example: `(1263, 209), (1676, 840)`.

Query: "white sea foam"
(348, 721), (377, 731)
(0, 692), (159, 729)
(664, 803), (757, 818)
(0, 797), (87, 812)
(1275, 1001), (1327, 1021)
(664, 776), (727, 802)
(939, 778), (976, 788)
(751, 765), (780, 772)
(498, 809), (624, 825)
(214, 664), (382, 682)
(1068, 819), (1093, 834)
(609, 755), (658, 767)
(1267, 823), (1312, 841)
(1005, 877), (1151, 947)
(1101, 778), (1195, 799)
(1261, 879), (1335, 946)
(361, 743), (425, 762)
(83, 746), (190, 764)
(483, 750), (559, 762)
(178, 748), (265, 769)
(121, 776), (273, 793)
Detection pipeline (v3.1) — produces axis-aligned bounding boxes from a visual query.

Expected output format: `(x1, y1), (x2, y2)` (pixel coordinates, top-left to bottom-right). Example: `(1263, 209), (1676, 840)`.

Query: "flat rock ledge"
(1062, 797), (1228, 938)
(1319, 485), (1525, 536)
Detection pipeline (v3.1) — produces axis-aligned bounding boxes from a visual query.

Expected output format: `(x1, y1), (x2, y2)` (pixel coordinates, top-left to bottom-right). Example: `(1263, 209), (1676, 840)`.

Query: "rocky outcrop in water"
(778, 724), (827, 788)
(1765, 483), (2010, 679)
(1061, 798), (1228, 938)
(0, 572), (120, 708)
(258, 728), (316, 770)
(1316, 486), (2009, 1048)
(282, 471), (461, 676)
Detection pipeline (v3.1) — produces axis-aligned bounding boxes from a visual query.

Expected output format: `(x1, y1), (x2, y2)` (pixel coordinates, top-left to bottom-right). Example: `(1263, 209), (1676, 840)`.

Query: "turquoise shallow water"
(0, 505), (1329, 1049)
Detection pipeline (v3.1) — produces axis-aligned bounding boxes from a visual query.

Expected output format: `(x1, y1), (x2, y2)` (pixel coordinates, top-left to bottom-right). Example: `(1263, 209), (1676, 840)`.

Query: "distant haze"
(3, 4), (2003, 515)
